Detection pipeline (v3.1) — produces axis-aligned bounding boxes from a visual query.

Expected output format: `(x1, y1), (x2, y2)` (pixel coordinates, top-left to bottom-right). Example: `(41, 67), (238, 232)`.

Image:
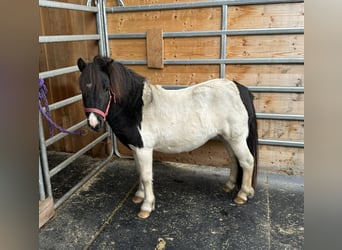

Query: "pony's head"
(77, 56), (114, 131)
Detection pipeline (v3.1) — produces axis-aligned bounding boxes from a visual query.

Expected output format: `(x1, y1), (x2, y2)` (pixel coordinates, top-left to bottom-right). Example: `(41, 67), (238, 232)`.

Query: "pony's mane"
(93, 55), (146, 103)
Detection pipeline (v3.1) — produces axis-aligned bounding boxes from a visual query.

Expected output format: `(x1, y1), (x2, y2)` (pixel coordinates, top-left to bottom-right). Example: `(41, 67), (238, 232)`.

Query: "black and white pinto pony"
(77, 56), (258, 219)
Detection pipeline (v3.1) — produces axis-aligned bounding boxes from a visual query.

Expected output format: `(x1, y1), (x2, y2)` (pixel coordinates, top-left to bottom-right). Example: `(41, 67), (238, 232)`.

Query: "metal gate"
(39, 0), (112, 211)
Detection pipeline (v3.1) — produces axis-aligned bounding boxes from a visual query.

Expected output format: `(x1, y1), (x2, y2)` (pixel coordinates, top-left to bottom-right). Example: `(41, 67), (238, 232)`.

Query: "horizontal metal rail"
(256, 113), (303, 121)
(259, 139), (304, 147)
(108, 27), (304, 40)
(48, 94), (82, 111)
(39, 66), (79, 79)
(212, 136), (303, 147)
(117, 58), (304, 65)
(107, 0), (304, 13)
(164, 58), (304, 65)
(39, 34), (100, 43)
(249, 86), (304, 93)
(49, 132), (110, 177)
(45, 120), (87, 147)
(163, 85), (304, 93)
(39, 0), (98, 12)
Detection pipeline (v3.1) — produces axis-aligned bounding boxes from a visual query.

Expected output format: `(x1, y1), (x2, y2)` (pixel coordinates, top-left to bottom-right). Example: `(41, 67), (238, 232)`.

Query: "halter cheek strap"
(84, 88), (116, 122)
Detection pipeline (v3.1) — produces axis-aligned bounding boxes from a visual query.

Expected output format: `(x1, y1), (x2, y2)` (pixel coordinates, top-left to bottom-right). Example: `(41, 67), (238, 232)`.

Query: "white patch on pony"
(139, 79), (248, 154)
(88, 112), (99, 128)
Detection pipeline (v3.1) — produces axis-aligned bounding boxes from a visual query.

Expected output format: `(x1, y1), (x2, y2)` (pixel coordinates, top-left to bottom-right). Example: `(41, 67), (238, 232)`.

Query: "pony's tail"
(234, 81), (259, 189)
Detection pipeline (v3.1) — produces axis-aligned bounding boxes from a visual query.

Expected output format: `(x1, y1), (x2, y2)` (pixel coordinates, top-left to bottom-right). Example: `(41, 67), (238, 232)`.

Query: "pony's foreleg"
(132, 151), (144, 204)
(133, 148), (155, 219)
(230, 138), (255, 204)
(222, 141), (238, 193)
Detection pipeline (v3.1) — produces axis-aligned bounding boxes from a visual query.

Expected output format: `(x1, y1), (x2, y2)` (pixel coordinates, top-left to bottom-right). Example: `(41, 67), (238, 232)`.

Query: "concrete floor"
(39, 153), (304, 249)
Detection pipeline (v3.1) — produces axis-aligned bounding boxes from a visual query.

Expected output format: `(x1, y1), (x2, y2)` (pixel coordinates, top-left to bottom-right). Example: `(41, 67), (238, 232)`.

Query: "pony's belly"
(152, 136), (211, 154)
(142, 120), (219, 154)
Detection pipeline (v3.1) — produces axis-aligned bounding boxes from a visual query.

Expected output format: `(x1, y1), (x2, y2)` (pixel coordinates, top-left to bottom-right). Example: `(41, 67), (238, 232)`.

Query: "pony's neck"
(107, 61), (145, 125)
(109, 62), (146, 103)
(106, 62), (146, 148)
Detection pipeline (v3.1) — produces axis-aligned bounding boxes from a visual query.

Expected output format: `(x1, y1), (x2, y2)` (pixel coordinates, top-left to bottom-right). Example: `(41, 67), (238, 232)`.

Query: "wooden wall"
(106, 0), (304, 175)
(39, 0), (304, 175)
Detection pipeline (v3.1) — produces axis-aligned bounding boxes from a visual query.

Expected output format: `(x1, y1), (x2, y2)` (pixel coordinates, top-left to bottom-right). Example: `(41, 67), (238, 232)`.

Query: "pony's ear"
(102, 58), (114, 74)
(77, 58), (87, 72)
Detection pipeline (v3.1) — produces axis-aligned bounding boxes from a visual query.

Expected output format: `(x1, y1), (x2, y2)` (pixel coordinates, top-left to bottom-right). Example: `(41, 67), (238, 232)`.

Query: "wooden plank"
(259, 145), (304, 175)
(228, 3), (304, 29)
(110, 39), (146, 60)
(227, 34), (304, 58)
(39, 196), (55, 228)
(107, 7), (221, 33)
(127, 65), (220, 85)
(164, 37), (220, 59)
(146, 28), (164, 69)
(226, 64), (304, 87)
(110, 37), (221, 60)
(258, 120), (304, 141)
(254, 92), (304, 114)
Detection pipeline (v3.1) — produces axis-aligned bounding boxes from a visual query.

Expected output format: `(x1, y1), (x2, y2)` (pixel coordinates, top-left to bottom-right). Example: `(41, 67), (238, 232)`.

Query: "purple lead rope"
(39, 78), (83, 137)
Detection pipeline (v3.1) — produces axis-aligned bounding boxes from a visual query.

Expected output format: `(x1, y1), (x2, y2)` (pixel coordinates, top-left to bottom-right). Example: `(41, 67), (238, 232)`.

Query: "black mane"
(94, 56), (146, 149)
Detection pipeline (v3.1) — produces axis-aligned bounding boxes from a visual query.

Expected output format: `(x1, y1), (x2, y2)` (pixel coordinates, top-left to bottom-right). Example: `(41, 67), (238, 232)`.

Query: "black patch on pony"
(78, 56), (146, 149)
(233, 80), (259, 189)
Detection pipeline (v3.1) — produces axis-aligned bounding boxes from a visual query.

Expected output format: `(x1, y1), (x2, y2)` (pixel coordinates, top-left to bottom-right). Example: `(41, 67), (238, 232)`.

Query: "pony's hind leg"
(222, 141), (238, 193)
(133, 148), (155, 219)
(229, 138), (255, 204)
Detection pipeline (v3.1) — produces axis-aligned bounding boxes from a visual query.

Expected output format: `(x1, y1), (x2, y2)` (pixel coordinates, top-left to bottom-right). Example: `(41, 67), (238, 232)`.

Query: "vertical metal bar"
(96, 0), (105, 55)
(39, 156), (46, 200)
(103, 0), (130, 158)
(39, 112), (53, 197)
(220, 4), (228, 78)
(102, 0), (110, 56)
(100, 0), (120, 158)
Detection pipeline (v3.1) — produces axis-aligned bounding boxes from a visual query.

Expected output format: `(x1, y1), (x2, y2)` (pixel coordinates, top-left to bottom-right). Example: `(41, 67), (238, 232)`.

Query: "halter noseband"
(84, 87), (116, 122)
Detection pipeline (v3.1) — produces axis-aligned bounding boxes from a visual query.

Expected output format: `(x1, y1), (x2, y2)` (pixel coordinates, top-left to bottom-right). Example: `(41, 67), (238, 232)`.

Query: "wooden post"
(146, 28), (164, 69)
(39, 196), (55, 228)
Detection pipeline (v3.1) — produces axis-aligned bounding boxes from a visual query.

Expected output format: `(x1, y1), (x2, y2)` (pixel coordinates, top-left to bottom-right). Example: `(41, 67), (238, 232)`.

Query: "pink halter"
(84, 87), (116, 121)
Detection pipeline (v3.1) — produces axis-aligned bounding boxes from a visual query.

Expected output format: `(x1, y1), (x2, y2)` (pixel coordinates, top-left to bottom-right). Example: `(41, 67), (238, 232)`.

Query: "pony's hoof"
(138, 210), (151, 219)
(223, 185), (233, 193)
(234, 196), (247, 205)
(132, 196), (144, 204)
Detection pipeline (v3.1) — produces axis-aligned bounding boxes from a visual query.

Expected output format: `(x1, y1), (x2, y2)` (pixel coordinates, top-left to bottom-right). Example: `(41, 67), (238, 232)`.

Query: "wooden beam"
(39, 196), (55, 228)
(146, 28), (164, 69)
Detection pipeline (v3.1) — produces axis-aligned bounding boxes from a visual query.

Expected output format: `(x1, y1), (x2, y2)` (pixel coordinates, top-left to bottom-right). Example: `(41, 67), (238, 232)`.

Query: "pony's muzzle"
(88, 112), (103, 131)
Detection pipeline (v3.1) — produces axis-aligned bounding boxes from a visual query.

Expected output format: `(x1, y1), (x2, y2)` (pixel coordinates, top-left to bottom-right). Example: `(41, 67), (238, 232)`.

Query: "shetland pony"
(77, 56), (258, 219)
